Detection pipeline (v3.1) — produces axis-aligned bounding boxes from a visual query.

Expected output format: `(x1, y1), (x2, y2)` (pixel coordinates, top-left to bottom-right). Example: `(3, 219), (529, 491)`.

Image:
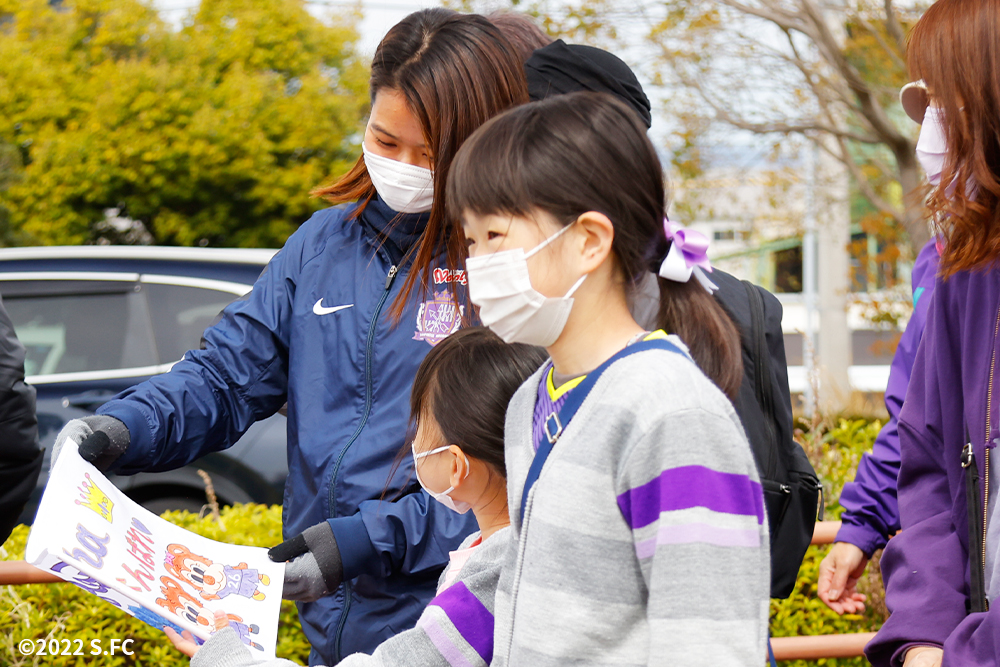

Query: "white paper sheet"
(26, 445), (285, 658)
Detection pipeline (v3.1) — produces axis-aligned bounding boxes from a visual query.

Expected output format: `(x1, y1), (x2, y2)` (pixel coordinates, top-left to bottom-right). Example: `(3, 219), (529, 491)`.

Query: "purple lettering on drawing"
(130, 517), (153, 536)
(64, 523), (111, 569)
(49, 560), (122, 608)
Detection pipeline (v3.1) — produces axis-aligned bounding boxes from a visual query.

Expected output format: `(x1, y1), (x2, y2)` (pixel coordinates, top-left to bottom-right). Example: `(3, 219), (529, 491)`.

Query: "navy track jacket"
(97, 197), (478, 664)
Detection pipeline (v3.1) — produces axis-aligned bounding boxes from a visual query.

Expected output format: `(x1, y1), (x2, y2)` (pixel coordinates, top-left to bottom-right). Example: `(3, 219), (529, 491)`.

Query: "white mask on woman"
(465, 222), (586, 347)
(363, 145), (434, 213)
(412, 444), (472, 514)
(916, 106), (947, 187)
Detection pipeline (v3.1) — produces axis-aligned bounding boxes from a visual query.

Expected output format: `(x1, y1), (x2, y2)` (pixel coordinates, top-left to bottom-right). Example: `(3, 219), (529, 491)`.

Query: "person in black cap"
(484, 12), (652, 129)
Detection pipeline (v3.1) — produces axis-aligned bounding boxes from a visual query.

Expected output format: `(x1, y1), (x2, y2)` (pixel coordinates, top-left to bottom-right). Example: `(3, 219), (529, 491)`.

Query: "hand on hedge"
(817, 541), (869, 614)
(165, 609), (229, 657)
(268, 521), (342, 601)
(902, 646), (943, 667)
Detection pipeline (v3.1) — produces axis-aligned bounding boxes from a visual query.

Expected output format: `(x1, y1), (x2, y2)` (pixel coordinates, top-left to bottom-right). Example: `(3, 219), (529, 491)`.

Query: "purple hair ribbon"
(659, 219), (718, 294)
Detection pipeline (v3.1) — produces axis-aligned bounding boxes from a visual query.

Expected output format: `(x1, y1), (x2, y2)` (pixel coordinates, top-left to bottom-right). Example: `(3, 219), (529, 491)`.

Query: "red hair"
(908, 0), (1000, 276)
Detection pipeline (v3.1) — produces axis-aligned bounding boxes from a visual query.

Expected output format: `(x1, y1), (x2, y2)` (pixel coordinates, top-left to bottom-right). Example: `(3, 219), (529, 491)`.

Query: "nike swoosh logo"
(313, 300), (354, 316)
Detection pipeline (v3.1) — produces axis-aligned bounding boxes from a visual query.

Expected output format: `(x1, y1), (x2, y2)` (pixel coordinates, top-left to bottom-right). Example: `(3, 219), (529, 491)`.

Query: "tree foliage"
(0, 0), (369, 248)
(469, 0), (930, 260)
(648, 0), (930, 257)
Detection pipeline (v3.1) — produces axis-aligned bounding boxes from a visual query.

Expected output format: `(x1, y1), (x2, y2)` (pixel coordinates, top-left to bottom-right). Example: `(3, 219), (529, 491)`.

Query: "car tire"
(140, 497), (207, 517)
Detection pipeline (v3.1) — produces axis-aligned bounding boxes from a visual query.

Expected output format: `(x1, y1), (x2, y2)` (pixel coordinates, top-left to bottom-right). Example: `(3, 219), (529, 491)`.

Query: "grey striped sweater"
(491, 342), (769, 666)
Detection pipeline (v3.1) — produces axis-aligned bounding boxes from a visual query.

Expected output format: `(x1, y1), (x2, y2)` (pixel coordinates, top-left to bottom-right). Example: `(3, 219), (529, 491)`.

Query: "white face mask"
(412, 444), (472, 514)
(363, 144), (434, 213)
(465, 222), (586, 347)
(916, 106), (947, 187)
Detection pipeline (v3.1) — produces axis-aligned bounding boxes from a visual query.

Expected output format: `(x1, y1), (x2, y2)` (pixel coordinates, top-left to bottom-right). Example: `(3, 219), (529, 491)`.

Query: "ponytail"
(654, 277), (743, 400)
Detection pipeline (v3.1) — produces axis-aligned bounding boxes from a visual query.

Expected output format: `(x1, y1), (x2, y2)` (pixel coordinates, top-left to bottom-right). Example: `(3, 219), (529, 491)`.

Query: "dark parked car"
(0, 245), (288, 523)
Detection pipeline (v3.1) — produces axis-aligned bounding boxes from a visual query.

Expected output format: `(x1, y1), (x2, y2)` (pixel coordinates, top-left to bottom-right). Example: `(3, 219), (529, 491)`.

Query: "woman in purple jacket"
(818, 239), (938, 614)
(866, 1), (1000, 666)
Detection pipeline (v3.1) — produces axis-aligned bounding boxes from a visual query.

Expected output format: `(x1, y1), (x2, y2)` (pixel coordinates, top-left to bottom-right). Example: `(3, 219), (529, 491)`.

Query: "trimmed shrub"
(769, 418), (888, 666)
(1, 504), (311, 667)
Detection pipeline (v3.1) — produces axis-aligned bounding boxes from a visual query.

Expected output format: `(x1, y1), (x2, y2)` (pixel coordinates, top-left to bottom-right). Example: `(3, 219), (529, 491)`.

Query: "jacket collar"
(358, 195), (430, 265)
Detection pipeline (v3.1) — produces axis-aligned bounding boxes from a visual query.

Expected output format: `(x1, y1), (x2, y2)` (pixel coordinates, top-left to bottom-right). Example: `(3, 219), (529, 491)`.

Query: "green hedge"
(769, 418), (888, 666)
(1, 504), (310, 667)
(1, 418), (887, 666)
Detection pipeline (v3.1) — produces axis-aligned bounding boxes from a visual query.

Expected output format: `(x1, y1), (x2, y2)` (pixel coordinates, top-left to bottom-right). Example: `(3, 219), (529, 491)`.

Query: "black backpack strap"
(963, 428), (989, 613)
(742, 280), (779, 476)
(519, 338), (688, 524)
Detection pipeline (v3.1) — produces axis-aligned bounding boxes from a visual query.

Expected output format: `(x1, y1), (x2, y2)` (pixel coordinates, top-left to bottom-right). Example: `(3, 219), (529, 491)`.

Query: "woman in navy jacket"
(52, 10), (528, 665)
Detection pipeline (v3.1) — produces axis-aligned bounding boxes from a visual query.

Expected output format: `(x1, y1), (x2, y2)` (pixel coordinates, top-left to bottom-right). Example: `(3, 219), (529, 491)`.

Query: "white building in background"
(670, 148), (910, 411)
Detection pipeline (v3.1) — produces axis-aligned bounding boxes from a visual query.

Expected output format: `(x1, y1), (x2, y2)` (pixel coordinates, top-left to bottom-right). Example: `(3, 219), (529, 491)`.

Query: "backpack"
(711, 269), (822, 599)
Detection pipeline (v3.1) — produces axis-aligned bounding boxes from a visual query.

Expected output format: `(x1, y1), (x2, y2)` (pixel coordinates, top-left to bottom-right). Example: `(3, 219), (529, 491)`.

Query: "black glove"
(268, 521), (343, 601)
(51, 415), (130, 472)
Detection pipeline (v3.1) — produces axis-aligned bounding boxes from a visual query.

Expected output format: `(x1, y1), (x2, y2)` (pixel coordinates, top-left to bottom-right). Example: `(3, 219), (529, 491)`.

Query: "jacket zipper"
(328, 262), (398, 661)
(984, 304), (1000, 590)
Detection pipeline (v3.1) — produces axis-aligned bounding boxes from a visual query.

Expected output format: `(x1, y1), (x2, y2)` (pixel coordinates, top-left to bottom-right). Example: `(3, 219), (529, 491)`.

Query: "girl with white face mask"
(172, 328), (546, 667)
(449, 92), (770, 666)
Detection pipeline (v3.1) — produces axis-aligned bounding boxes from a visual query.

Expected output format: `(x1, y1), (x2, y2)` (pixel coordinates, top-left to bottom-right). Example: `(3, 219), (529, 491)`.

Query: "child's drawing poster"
(26, 445), (285, 658)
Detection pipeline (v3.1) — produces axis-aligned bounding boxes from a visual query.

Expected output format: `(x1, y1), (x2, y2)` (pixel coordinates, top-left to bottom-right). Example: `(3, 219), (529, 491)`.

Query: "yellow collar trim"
(545, 366), (586, 401)
(544, 330), (669, 400)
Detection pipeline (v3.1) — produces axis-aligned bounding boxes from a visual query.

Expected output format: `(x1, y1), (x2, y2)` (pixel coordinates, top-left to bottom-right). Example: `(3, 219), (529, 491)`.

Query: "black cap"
(525, 39), (652, 129)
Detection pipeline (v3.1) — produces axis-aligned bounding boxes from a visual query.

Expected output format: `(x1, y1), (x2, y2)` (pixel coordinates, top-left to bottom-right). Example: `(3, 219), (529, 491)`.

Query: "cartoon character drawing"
(156, 577), (263, 651)
(164, 544), (270, 601)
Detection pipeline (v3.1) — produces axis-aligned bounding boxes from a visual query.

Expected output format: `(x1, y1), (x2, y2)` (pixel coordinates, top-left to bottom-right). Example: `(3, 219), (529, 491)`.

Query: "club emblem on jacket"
(164, 543), (269, 601)
(413, 290), (463, 346)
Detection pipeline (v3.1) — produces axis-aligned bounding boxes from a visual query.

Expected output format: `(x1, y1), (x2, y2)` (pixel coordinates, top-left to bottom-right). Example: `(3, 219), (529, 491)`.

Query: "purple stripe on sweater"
(634, 523), (761, 559)
(617, 465), (764, 530)
(417, 615), (475, 667)
(427, 581), (494, 665)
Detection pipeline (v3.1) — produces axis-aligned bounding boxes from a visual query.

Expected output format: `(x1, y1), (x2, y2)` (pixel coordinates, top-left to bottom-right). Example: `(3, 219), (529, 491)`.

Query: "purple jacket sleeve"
(836, 240), (940, 556)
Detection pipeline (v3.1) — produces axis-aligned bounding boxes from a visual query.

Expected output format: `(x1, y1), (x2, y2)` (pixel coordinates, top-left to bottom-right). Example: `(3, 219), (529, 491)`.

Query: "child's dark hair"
(409, 327), (547, 475)
(446, 92), (743, 398)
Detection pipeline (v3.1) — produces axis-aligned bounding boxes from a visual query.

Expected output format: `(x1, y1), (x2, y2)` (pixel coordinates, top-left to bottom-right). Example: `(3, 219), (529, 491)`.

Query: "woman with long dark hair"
(51, 9), (528, 665)
(866, 1), (1000, 666)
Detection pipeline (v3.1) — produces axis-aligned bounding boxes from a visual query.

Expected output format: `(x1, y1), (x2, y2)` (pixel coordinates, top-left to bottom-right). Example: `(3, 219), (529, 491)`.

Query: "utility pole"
(802, 142), (819, 418)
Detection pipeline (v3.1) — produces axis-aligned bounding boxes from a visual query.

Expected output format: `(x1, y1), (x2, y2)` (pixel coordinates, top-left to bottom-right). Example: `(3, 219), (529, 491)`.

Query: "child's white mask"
(412, 444), (472, 514)
(465, 222), (586, 347)
(916, 106), (947, 187)
(363, 144), (434, 213)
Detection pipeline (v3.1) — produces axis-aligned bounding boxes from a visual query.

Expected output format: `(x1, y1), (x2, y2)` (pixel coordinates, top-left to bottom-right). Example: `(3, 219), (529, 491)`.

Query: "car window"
(142, 282), (241, 363)
(3, 285), (157, 376)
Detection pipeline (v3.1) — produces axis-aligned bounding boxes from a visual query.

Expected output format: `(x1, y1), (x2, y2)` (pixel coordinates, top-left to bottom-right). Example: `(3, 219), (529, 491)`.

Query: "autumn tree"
(470, 0), (929, 263)
(647, 0), (932, 259)
(0, 0), (369, 247)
